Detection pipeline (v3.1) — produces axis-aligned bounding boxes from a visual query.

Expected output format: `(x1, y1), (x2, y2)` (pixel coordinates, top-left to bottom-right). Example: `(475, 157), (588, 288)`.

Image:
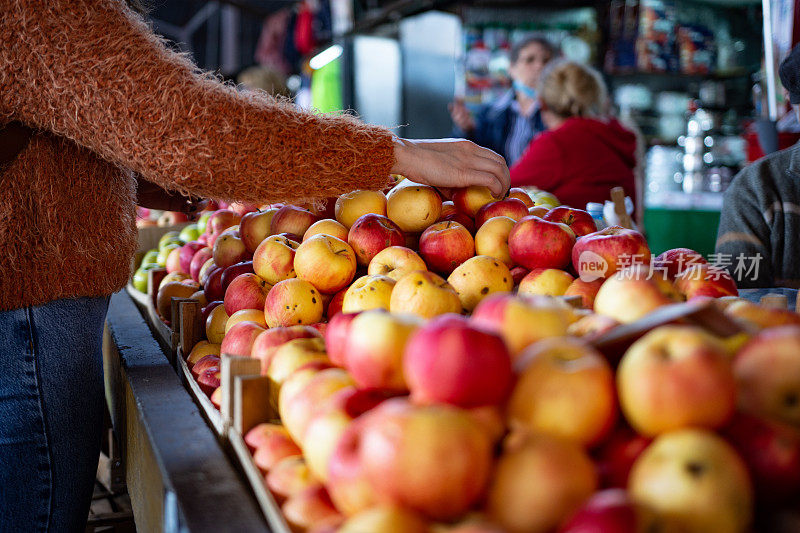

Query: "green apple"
(179, 223), (201, 243)
(197, 211), (213, 234)
(132, 264), (157, 293)
(141, 249), (159, 267)
(157, 243), (180, 267)
(158, 231), (182, 251)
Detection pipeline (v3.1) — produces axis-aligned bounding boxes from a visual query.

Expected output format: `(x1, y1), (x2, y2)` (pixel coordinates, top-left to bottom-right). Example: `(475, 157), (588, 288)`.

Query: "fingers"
(461, 143), (510, 197)
(463, 170), (506, 198)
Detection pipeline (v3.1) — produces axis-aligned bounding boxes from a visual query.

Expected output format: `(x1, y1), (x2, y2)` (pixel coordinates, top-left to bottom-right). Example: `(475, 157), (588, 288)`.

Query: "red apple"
(212, 229), (249, 269)
(252, 234), (299, 286)
(179, 241), (206, 275)
(207, 209), (241, 236)
(200, 300), (223, 326)
(271, 205), (320, 237)
(571, 226), (651, 281)
(191, 354), (221, 379)
(355, 398), (493, 520)
(325, 312), (360, 367)
(326, 289), (347, 319)
(543, 207), (597, 237)
(440, 212), (476, 233)
(347, 214), (405, 266)
(220, 320), (266, 358)
(165, 247), (183, 274)
(252, 429), (302, 474)
(594, 426), (652, 488)
(220, 260), (254, 293)
(189, 246), (214, 282)
(239, 208), (277, 253)
(674, 263), (738, 300)
(475, 198), (529, 228)
(282, 485), (343, 533)
(508, 187), (534, 207)
(223, 273), (271, 315)
(559, 489), (652, 533)
(404, 314), (513, 408)
(508, 216), (576, 270)
(251, 325), (322, 374)
(564, 278), (604, 309)
(327, 416), (379, 515)
(733, 326), (800, 427)
(653, 247), (708, 280)
(418, 221), (475, 275)
(510, 266), (529, 285)
(344, 310), (421, 391)
(204, 265), (225, 302)
(722, 413), (800, 503)
(197, 367), (221, 397)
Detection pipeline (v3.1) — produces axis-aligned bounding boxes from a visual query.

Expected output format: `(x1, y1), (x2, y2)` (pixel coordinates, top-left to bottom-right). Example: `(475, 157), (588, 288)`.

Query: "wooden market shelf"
(170, 298), (291, 532)
(103, 290), (267, 532)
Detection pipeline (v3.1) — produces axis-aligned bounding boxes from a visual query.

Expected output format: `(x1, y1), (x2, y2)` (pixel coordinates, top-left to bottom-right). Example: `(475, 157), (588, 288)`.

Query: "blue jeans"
(0, 296), (109, 532)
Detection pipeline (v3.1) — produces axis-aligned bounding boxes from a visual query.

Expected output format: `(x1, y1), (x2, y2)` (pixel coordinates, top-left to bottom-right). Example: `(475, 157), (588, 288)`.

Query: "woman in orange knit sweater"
(0, 1), (508, 529)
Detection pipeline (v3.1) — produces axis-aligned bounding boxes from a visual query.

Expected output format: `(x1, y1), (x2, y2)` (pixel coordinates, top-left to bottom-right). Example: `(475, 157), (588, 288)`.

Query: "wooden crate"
(172, 299), (291, 532)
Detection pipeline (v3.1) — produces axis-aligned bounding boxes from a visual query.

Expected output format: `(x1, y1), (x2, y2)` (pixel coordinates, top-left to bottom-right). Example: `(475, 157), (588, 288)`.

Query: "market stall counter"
(103, 289), (267, 532)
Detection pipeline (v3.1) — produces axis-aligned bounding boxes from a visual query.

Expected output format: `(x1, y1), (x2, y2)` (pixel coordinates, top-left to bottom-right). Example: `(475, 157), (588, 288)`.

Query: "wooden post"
(761, 293), (789, 309)
(147, 268), (167, 310)
(220, 355), (261, 427)
(177, 299), (203, 362)
(234, 375), (275, 435)
(610, 187), (633, 229)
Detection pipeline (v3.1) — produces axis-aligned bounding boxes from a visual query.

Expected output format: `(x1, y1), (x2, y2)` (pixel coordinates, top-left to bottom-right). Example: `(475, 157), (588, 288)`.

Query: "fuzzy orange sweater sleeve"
(0, 0), (395, 204)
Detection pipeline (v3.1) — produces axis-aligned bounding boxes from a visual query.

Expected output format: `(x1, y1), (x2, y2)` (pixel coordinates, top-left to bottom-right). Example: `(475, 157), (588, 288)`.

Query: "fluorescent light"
(309, 45), (343, 70)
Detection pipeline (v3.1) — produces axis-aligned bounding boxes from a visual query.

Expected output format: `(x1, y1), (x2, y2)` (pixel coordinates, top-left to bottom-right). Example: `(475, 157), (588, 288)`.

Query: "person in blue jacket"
(450, 36), (557, 165)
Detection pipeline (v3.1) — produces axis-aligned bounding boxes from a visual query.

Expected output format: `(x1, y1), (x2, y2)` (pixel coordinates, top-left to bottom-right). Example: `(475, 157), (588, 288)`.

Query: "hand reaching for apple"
(391, 138), (510, 199)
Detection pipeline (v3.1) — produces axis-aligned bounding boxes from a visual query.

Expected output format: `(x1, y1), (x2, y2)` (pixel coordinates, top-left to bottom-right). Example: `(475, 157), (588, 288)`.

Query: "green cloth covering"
(644, 208), (721, 258)
(311, 58), (343, 113)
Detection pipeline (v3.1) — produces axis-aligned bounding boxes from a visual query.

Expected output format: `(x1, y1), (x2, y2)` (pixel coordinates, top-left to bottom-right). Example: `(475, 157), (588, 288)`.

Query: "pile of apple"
(156, 182), (800, 533)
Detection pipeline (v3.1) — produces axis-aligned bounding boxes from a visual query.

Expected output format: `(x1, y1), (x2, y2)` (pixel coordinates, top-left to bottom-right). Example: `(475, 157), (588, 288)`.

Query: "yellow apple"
(629, 429), (753, 533)
(253, 234), (299, 285)
(386, 184), (443, 233)
(447, 255), (513, 312)
(224, 308), (267, 333)
(335, 190), (387, 229)
(367, 246), (427, 281)
(294, 235), (357, 294)
(487, 432), (597, 533)
(474, 216), (515, 267)
(518, 268), (574, 297)
(389, 270), (462, 319)
(205, 304), (230, 344)
(304, 218), (349, 242)
(508, 337), (617, 447)
(264, 278), (324, 328)
(341, 274), (396, 313)
(617, 325), (736, 436)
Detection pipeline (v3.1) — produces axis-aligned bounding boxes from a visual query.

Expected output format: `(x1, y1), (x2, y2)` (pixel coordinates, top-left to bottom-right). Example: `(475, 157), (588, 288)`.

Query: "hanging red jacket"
(510, 117), (638, 211)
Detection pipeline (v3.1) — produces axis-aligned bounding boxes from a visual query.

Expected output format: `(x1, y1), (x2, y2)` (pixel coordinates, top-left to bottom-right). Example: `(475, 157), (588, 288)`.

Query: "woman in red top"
(510, 61), (638, 211)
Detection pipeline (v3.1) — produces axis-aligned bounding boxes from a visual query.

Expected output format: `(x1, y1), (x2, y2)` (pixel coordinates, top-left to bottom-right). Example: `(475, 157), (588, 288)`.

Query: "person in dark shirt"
(716, 44), (800, 288)
(449, 36), (556, 165)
